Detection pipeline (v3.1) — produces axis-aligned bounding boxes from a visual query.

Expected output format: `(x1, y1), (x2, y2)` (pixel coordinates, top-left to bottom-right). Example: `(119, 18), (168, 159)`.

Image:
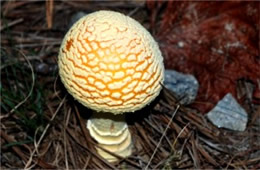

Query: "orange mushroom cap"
(58, 10), (164, 114)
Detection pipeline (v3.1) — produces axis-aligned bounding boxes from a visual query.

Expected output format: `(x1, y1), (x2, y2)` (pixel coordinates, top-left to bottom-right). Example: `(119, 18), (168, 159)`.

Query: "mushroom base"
(86, 112), (133, 162)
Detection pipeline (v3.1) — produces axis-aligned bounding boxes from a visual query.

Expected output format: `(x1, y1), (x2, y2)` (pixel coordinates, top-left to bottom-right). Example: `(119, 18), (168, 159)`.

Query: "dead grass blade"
(66, 128), (118, 170)
(0, 130), (55, 169)
(0, 130), (28, 163)
(0, 50), (35, 119)
(24, 96), (66, 169)
(197, 143), (218, 166)
(145, 105), (180, 170)
(191, 133), (201, 168)
(45, 0), (54, 29)
(0, 18), (24, 32)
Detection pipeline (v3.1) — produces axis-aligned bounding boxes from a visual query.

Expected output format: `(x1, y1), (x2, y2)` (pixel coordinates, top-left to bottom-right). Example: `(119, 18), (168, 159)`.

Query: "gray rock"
(164, 70), (199, 105)
(68, 12), (87, 30)
(206, 93), (248, 131)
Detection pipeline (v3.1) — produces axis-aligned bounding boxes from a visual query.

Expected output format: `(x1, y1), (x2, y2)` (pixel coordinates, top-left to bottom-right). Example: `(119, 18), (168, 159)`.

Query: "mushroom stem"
(87, 111), (132, 162)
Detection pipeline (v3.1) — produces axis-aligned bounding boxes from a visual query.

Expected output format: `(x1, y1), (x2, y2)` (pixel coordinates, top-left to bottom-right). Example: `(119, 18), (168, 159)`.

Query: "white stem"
(86, 111), (132, 162)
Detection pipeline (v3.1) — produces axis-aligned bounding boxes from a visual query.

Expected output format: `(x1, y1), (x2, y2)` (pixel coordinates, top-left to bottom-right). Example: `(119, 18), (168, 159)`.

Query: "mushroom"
(58, 10), (164, 162)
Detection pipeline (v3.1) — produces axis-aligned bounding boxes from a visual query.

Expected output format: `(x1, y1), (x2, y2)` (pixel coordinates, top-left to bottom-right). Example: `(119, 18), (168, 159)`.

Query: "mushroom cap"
(58, 10), (164, 114)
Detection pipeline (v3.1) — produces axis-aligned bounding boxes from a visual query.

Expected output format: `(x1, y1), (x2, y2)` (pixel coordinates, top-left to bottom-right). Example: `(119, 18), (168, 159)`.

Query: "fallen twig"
(0, 18), (24, 32)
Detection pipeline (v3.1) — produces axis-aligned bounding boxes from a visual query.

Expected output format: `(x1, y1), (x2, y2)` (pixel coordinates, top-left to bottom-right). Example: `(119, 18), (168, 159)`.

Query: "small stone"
(206, 93), (248, 131)
(164, 70), (199, 105)
(35, 62), (57, 74)
(35, 63), (49, 74)
(68, 12), (87, 29)
(177, 41), (184, 48)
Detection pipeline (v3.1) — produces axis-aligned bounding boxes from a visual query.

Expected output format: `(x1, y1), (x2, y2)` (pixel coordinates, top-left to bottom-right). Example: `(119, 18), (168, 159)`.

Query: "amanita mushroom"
(58, 10), (164, 162)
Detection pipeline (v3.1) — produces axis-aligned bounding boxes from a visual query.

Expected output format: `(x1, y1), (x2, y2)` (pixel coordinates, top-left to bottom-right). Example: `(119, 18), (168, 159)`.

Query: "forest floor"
(1, 1), (259, 169)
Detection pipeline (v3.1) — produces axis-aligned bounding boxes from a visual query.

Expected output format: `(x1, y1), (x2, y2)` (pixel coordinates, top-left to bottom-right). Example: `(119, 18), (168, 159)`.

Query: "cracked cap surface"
(58, 10), (164, 114)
